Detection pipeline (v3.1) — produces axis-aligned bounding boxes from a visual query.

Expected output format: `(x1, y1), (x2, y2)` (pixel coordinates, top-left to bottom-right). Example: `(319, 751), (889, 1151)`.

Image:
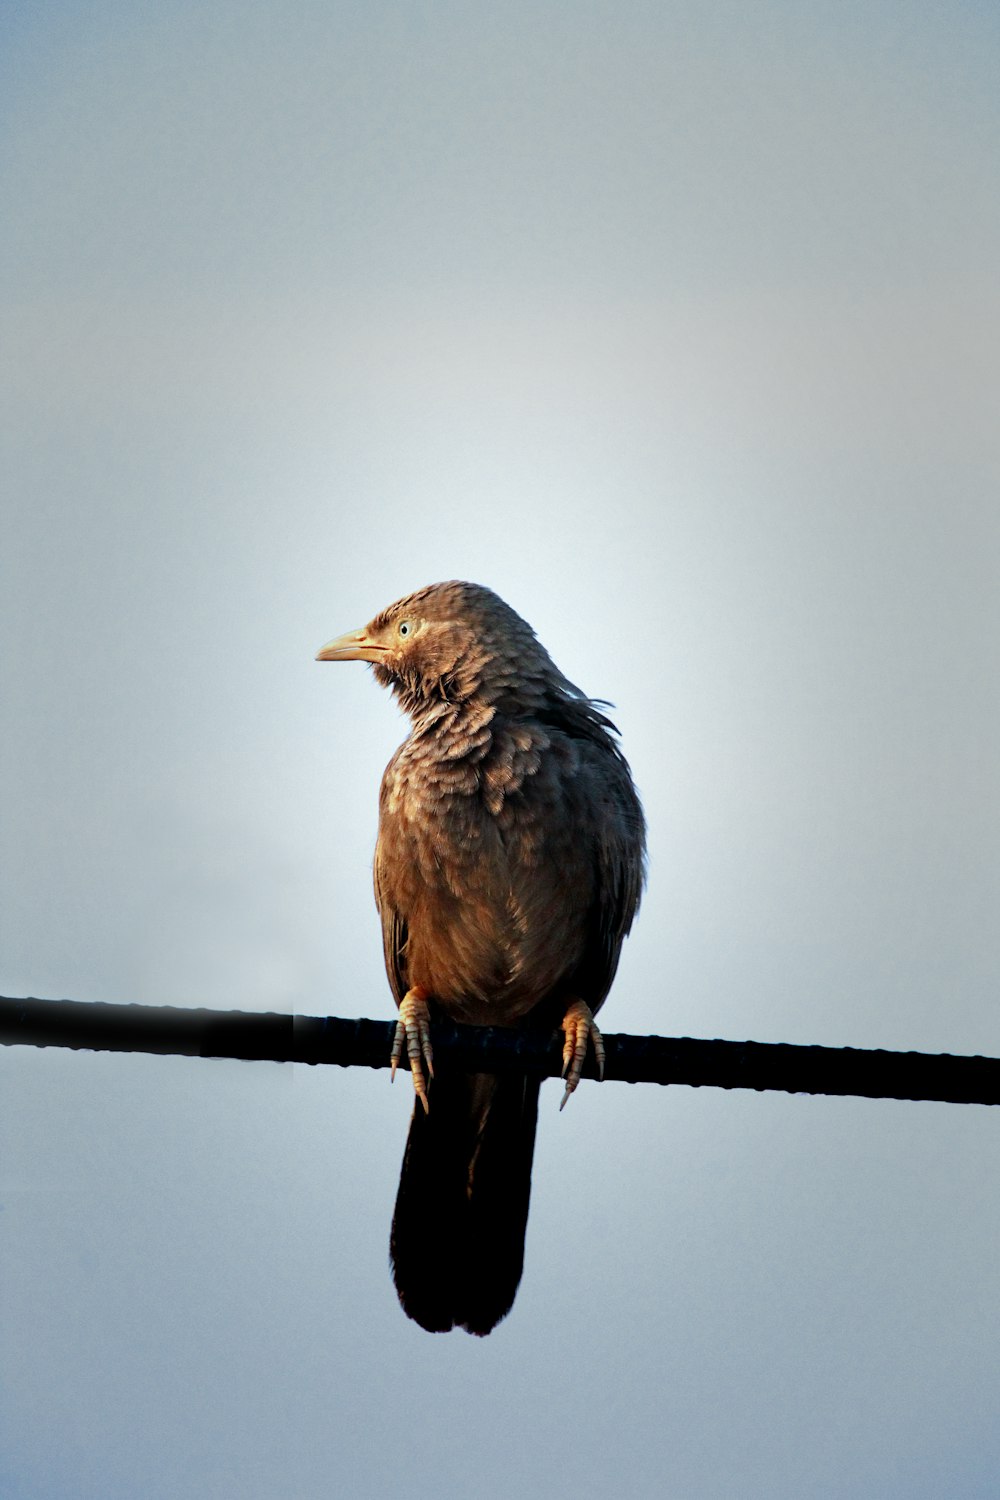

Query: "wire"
(2, 994), (997, 1105)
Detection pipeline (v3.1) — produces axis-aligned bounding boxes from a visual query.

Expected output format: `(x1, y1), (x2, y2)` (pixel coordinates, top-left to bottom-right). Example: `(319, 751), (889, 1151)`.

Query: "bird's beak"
(315, 627), (387, 663)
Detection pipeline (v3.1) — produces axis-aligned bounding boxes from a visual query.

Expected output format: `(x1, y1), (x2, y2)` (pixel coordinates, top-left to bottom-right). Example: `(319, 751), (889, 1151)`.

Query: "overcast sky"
(3, 3), (999, 1497)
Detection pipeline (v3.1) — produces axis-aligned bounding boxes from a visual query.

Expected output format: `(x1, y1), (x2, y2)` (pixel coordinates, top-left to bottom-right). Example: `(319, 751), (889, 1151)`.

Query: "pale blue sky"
(3, 4), (999, 1497)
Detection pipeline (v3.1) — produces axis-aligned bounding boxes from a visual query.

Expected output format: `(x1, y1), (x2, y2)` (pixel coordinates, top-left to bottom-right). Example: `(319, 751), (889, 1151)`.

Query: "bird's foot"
(391, 986), (435, 1113)
(559, 999), (605, 1110)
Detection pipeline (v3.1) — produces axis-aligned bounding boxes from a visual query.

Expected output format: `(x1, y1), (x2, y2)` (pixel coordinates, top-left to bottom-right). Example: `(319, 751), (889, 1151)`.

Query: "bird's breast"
(376, 732), (594, 1023)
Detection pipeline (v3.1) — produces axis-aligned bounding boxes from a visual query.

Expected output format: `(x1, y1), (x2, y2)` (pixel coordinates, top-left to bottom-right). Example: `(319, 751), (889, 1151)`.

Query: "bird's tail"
(389, 1070), (541, 1336)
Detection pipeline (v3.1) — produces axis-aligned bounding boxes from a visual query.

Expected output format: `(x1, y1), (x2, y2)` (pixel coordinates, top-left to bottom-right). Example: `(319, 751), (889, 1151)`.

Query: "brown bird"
(317, 581), (645, 1335)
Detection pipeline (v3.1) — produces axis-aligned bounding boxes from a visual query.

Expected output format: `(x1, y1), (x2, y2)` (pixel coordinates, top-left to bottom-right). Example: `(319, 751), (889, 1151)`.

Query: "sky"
(2, 2), (999, 1496)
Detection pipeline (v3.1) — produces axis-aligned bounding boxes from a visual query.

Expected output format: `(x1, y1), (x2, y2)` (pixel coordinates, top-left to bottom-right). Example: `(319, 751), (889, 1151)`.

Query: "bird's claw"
(559, 999), (605, 1110)
(391, 988), (435, 1113)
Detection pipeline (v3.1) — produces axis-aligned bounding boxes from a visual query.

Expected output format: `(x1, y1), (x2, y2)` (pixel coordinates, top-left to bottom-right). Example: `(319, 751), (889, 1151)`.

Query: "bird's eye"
(398, 620), (413, 638)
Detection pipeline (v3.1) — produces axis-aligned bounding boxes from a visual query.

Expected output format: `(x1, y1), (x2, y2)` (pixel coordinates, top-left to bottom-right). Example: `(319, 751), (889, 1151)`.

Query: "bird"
(316, 581), (645, 1335)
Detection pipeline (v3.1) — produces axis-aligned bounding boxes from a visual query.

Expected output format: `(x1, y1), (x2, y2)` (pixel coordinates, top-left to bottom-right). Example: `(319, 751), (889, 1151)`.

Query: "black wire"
(2, 995), (998, 1105)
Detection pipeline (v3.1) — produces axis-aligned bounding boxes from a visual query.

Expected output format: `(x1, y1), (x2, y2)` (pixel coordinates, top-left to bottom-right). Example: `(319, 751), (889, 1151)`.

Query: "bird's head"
(316, 581), (559, 718)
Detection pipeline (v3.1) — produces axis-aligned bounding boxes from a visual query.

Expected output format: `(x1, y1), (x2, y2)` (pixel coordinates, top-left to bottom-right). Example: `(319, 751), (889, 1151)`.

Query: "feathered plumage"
(318, 581), (645, 1334)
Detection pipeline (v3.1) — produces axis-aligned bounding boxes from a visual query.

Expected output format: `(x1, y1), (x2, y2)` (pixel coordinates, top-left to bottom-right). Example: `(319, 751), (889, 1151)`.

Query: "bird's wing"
(373, 841), (409, 1006)
(584, 756), (646, 1005)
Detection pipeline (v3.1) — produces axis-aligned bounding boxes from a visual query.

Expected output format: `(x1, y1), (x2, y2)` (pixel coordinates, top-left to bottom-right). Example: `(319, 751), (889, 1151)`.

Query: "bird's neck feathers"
(375, 644), (623, 759)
